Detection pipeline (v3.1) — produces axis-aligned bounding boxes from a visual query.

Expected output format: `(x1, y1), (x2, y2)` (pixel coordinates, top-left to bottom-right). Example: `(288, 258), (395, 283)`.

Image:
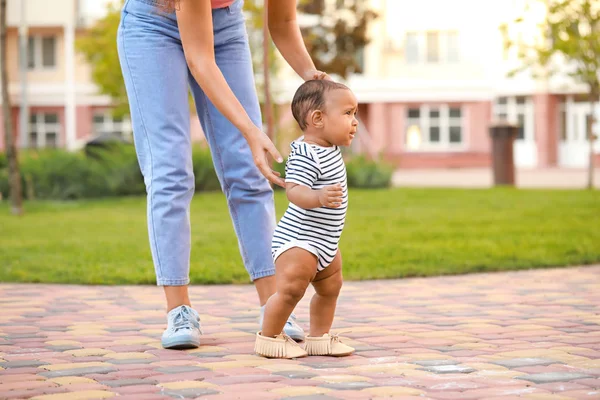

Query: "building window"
(493, 96), (534, 141)
(405, 31), (460, 64)
(446, 31), (460, 63)
(429, 108), (441, 142)
(28, 112), (60, 148)
(449, 108), (462, 143)
(406, 108), (421, 150)
(405, 32), (419, 64)
(405, 105), (464, 150)
(25, 36), (56, 70)
(559, 106), (567, 141)
(517, 113), (525, 139)
(93, 112), (132, 140)
(355, 47), (365, 74)
(27, 37), (35, 68)
(426, 32), (440, 63)
(42, 37), (56, 67)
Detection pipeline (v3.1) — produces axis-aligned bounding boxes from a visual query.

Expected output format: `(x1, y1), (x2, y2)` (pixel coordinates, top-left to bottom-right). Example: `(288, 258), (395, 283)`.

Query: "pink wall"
(534, 94), (559, 167)
(466, 101), (492, 152)
(360, 100), (492, 168)
(386, 104), (405, 155)
(77, 106), (94, 141)
(395, 152), (491, 168)
(367, 103), (387, 155)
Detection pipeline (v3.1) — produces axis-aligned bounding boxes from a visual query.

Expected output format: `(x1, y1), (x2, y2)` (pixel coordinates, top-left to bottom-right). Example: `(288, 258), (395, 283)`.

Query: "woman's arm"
(267, 0), (330, 81)
(176, 0), (284, 187)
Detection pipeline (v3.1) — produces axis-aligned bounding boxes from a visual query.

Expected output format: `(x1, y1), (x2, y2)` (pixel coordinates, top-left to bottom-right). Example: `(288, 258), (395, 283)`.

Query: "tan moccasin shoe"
(254, 331), (308, 359)
(304, 332), (354, 357)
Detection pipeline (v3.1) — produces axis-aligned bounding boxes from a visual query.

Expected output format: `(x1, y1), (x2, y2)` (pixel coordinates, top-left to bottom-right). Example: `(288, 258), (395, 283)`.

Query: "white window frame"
(492, 96), (535, 142)
(93, 111), (133, 141)
(404, 31), (460, 64)
(426, 31), (440, 63)
(405, 32), (420, 64)
(405, 105), (467, 151)
(445, 31), (460, 63)
(28, 112), (61, 149)
(27, 35), (57, 70)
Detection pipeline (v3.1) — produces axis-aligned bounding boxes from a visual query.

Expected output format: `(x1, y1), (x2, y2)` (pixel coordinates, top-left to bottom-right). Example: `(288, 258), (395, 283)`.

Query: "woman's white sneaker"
(161, 305), (202, 349)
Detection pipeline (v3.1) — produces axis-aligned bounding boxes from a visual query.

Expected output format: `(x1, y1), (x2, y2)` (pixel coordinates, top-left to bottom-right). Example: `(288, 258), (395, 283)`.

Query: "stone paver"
(1, 265), (599, 399)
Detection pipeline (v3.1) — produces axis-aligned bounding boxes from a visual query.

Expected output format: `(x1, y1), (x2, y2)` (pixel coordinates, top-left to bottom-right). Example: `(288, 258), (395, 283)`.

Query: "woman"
(117, 0), (330, 349)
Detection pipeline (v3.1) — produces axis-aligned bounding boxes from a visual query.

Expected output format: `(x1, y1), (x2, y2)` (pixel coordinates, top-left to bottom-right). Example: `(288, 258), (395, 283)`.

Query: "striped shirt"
(271, 138), (348, 271)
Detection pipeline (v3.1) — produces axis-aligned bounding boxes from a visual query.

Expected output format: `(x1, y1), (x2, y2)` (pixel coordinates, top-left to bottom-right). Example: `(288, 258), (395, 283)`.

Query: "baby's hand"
(317, 184), (344, 208)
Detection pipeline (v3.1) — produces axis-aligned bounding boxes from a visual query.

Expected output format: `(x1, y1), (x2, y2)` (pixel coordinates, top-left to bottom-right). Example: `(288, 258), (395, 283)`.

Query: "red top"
(212, 0), (235, 8)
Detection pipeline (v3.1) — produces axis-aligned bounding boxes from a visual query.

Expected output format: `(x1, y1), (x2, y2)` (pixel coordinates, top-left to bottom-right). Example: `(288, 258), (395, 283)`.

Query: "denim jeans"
(117, 0), (276, 285)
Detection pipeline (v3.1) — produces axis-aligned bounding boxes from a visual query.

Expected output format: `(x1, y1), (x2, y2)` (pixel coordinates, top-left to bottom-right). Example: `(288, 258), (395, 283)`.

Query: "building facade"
(1, 0), (599, 170)
(276, 0), (600, 169)
(0, 0), (128, 151)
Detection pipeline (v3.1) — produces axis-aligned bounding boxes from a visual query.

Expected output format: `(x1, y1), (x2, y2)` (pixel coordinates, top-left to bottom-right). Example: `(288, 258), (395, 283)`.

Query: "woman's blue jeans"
(117, 0), (276, 285)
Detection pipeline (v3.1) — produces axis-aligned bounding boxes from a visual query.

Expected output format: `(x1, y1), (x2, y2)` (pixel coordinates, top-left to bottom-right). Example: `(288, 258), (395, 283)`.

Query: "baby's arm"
(287, 183), (344, 209)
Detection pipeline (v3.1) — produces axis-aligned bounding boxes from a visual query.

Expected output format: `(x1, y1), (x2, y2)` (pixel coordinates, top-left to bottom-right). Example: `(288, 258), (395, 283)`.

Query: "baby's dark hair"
(291, 80), (350, 131)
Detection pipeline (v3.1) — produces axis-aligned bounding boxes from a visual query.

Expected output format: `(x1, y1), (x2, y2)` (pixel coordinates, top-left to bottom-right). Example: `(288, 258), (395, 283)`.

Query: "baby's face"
(321, 89), (359, 147)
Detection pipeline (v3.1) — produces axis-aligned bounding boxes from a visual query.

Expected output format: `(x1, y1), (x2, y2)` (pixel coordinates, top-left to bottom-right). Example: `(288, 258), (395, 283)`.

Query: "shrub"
(345, 155), (394, 189)
(0, 144), (221, 200)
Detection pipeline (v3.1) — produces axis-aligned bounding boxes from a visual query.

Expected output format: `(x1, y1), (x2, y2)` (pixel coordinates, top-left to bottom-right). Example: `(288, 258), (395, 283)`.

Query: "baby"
(255, 79), (358, 358)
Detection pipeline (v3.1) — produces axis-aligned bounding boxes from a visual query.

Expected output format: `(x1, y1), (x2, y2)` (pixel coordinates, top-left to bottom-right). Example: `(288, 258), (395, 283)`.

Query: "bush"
(272, 154), (394, 190)
(85, 143), (146, 197)
(16, 150), (108, 200)
(345, 155), (394, 188)
(0, 145), (392, 200)
(0, 168), (8, 199)
(192, 147), (221, 191)
(0, 144), (221, 200)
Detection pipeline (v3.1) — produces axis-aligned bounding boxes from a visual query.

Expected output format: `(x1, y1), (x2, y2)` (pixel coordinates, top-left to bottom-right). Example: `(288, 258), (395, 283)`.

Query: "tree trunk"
(588, 87), (597, 190)
(262, 2), (274, 145)
(1, 0), (23, 215)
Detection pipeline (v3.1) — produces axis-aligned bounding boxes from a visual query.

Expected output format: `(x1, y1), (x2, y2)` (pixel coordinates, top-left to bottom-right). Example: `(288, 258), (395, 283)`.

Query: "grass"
(1, 188), (599, 285)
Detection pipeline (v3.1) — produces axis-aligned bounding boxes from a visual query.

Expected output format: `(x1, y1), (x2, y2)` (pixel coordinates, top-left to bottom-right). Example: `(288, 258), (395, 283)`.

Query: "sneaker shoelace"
(172, 306), (201, 333)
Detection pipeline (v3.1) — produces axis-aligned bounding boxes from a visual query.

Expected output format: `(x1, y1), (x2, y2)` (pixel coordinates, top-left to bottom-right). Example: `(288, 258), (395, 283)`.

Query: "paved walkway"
(392, 168), (600, 189)
(1, 266), (599, 400)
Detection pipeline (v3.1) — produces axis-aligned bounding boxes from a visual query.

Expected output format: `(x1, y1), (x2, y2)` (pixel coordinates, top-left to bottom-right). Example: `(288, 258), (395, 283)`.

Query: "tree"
(298, 0), (377, 80)
(77, 0), (279, 134)
(244, 0), (280, 143)
(76, 2), (128, 118)
(501, 0), (599, 189)
(1, 0), (23, 215)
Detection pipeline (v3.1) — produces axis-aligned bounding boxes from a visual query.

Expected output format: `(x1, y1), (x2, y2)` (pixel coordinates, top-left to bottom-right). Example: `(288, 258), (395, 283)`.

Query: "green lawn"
(1, 188), (599, 285)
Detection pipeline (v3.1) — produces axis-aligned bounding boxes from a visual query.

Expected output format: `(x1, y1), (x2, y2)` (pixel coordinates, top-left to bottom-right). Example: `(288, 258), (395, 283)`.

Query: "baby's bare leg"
(261, 248), (317, 337)
(310, 250), (343, 336)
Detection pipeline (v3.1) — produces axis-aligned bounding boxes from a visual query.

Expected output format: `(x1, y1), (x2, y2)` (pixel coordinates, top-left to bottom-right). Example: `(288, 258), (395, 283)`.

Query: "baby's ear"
(309, 110), (324, 128)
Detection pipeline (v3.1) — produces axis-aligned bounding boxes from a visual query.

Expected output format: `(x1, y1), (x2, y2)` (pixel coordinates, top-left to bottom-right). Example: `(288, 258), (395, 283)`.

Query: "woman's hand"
(303, 69), (333, 81)
(247, 127), (286, 188)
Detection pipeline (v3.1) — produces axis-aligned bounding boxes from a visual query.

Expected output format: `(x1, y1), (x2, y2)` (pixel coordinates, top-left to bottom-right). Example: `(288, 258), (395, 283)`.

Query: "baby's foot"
(254, 332), (308, 359)
(305, 332), (354, 357)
